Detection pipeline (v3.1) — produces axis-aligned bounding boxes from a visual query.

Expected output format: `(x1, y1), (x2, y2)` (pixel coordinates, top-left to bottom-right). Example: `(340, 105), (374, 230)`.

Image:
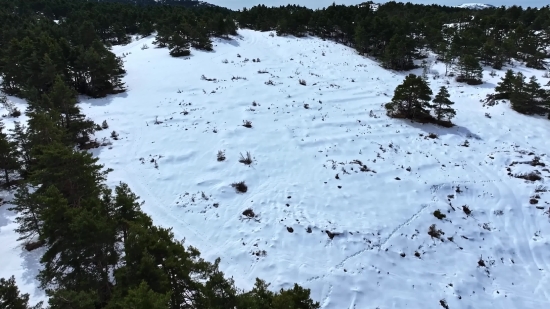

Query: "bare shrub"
(232, 76), (247, 81)
(242, 120), (252, 128)
(231, 181), (248, 193)
(478, 256), (486, 267)
(515, 171), (542, 181)
(217, 150), (226, 162)
(433, 209), (446, 220)
(428, 132), (438, 139)
(201, 75), (217, 82)
(238, 151), (253, 165)
(111, 131), (119, 140)
(242, 208), (256, 218)
(265, 79), (275, 85)
(428, 224), (444, 239)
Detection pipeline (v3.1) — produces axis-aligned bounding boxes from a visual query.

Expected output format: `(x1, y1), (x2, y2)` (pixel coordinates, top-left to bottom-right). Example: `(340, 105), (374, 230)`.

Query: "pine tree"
(107, 281), (170, 309)
(29, 142), (110, 208)
(9, 122), (32, 176)
(236, 278), (320, 309)
(38, 186), (119, 304)
(385, 74), (433, 120)
(495, 69), (518, 99)
(10, 186), (44, 242)
(0, 123), (20, 185)
(457, 54), (483, 85)
(382, 34), (414, 71)
(0, 276), (43, 309)
(432, 86), (456, 123)
(354, 22), (368, 55)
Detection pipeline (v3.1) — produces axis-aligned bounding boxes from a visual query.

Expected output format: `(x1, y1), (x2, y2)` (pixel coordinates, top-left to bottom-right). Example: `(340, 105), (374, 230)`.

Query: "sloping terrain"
(2, 29), (550, 308)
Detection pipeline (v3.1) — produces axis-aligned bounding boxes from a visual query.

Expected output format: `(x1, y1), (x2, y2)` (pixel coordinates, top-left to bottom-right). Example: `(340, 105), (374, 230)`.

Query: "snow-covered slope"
(2, 29), (550, 308)
(456, 3), (497, 9)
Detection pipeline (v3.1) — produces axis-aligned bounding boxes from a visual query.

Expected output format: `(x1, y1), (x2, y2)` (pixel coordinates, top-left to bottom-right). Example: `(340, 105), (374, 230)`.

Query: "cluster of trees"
(495, 69), (550, 116)
(385, 74), (456, 124)
(0, 1), (319, 308)
(239, 2), (550, 78)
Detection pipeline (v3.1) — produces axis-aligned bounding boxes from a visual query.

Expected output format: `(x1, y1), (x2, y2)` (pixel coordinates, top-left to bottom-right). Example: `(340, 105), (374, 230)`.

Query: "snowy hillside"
(456, 3), (497, 9)
(2, 29), (550, 308)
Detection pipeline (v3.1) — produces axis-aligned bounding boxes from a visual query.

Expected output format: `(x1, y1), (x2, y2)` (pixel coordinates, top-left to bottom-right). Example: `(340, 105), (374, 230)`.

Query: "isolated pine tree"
(385, 74), (433, 120)
(432, 86), (456, 122)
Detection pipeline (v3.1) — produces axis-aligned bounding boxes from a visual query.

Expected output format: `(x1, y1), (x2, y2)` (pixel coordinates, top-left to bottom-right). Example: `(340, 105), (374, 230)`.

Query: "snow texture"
(2, 29), (550, 308)
(455, 3), (496, 9)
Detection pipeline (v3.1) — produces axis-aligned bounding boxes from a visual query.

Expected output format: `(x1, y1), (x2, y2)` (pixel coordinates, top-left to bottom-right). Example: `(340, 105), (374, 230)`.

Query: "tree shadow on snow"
(81, 91), (128, 107)
(213, 37), (240, 47)
(0, 202), (11, 231)
(20, 245), (46, 300)
(405, 120), (482, 140)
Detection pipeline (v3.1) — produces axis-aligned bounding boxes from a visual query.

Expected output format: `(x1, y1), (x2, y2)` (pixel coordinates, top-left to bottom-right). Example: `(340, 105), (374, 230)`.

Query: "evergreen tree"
(457, 54), (483, 85)
(354, 21), (368, 55)
(0, 123), (20, 185)
(38, 186), (119, 305)
(382, 34), (414, 71)
(10, 122), (33, 175)
(495, 69), (518, 99)
(29, 144), (110, 207)
(237, 279), (320, 309)
(107, 281), (170, 309)
(0, 276), (43, 309)
(385, 74), (433, 120)
(10, 186), (44, 242)
(432, 86), (456, 122)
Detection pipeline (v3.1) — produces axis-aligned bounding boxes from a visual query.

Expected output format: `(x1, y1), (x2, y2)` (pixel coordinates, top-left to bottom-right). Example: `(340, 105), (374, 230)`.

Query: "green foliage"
(432, 86), (456, 122)
(495, 69), (518, 99)
(385, 74), (433, 120)
(456, 54), (483, 85)
(107, 281), (170, 309)
(0, 123), (20, 185)
(237, 279), (320, 309)
(495, 71), (549, 115)
(0, 276), (43, 309)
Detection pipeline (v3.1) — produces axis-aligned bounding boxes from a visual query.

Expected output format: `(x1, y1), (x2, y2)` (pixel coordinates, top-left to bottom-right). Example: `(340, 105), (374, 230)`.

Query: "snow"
(2, 29), (550, 308)
(455, 3), (496, 9)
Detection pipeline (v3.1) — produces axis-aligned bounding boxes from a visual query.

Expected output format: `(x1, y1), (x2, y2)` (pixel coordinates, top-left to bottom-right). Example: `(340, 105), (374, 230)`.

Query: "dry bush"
(231, 181), (248, 193)
(217, 150), (226, 162)
(428, 224), (444, 239)
(433, 209), (446, 220)
(242, 120), (252, 128)
(239, 151), (253, 165)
